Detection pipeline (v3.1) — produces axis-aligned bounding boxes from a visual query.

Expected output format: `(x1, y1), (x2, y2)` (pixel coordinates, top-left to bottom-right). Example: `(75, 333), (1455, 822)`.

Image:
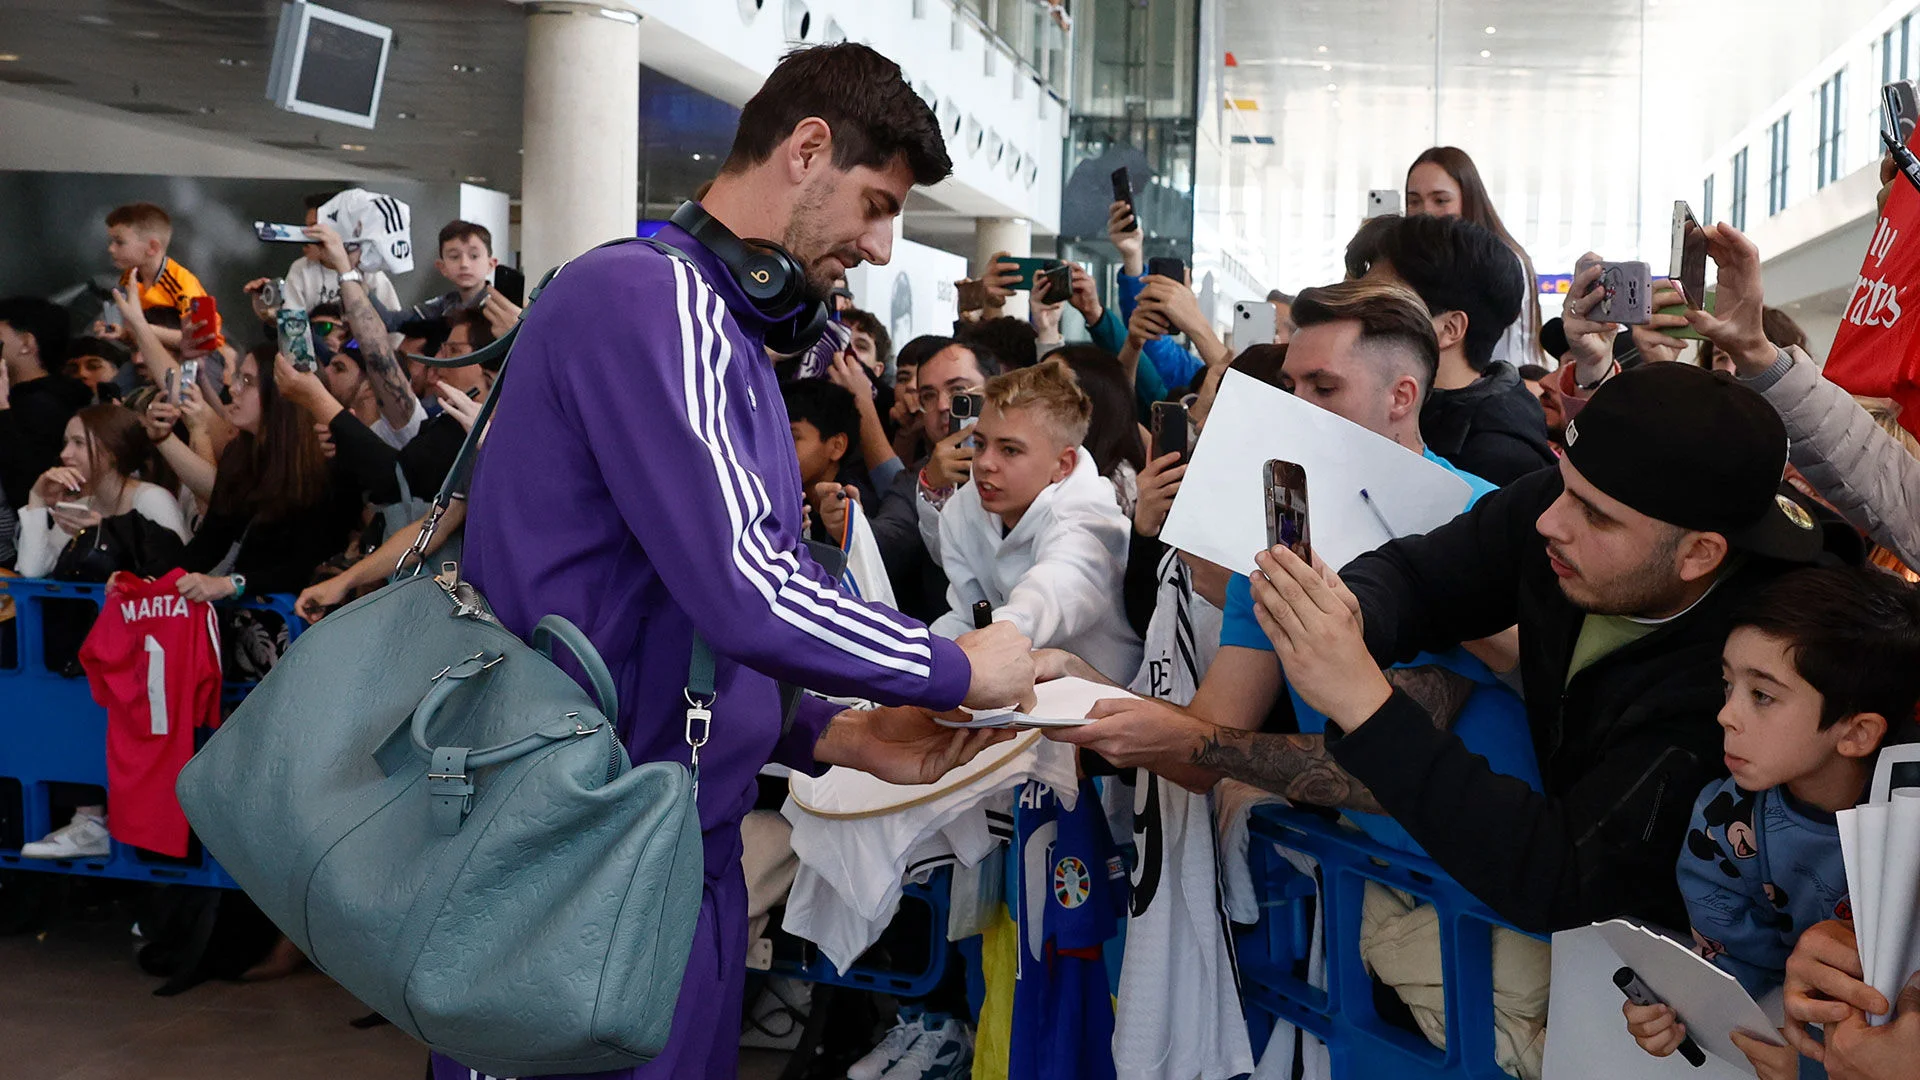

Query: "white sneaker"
(20, 813), (110, 859)
(877, 1015), (972, 1080)
(848, 1010), (925, 1080)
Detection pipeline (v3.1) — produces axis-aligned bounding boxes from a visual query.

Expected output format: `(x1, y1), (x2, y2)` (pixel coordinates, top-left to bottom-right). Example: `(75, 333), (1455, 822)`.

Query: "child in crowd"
(782, 379), (892, 608)
(929, 360), (1140, 683)
(392, 221), (501, 329)
(105, 202), (223, 351)
(1624, 566), (1920, 1079)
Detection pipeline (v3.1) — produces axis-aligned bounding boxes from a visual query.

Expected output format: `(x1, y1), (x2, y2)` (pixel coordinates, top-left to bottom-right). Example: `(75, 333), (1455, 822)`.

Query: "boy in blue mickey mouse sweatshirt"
(1624, 567), (1920, 1079)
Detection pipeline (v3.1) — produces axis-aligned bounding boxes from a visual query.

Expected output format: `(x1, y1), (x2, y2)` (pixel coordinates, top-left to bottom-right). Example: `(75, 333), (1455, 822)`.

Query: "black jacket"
(1331, 468), (1786, 934)
(871, 461), (949, 624)
(1420, 361), (1556, 486)
(0, 374), (92, 509)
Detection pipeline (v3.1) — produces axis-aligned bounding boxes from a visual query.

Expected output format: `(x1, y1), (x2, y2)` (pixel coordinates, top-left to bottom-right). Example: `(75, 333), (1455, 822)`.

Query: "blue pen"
(1359, 489), (1397, 538)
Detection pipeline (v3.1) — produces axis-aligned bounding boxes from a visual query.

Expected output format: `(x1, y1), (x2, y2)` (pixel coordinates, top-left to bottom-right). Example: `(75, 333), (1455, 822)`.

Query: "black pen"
(1614, 966), (1706, 1068)
(972, 600), (993, 630)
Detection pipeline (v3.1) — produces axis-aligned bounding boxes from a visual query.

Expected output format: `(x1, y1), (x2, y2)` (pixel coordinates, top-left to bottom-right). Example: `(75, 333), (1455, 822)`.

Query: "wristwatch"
(338, 268), (365, 285)
(228, 574), (248, 598)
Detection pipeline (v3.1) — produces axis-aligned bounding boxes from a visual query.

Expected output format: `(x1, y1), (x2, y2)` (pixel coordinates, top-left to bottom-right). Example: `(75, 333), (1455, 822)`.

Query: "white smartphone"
(1366, 189), (1402, 218)
(254, 221), (308, 243)
(1233, 299), (1278, 348)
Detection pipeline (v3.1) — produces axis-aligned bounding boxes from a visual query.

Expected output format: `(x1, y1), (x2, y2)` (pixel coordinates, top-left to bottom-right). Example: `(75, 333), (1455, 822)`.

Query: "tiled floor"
(0, 912), (790, 1080)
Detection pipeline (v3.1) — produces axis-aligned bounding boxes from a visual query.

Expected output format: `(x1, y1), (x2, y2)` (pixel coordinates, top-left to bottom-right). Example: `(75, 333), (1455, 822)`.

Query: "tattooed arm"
(307, 223), (418, 430)
(1187, 664), (1478, 814)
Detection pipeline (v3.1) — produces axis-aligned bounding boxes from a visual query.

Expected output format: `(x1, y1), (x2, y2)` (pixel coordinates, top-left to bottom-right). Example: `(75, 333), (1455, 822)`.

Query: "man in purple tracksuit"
(430, 44), (1036, 1080)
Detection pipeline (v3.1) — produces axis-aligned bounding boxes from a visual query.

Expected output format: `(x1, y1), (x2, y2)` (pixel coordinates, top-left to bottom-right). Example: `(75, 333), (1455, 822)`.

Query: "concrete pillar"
(519, 2), (640, 278)
(975, 216), (1032, 319)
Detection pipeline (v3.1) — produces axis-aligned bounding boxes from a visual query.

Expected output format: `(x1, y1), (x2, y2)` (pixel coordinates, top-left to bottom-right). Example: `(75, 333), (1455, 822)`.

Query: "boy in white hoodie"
(931, 360), (1141, 683)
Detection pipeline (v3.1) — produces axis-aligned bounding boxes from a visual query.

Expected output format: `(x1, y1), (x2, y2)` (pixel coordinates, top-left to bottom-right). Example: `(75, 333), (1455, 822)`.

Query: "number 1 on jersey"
(144, 634), (170, 736)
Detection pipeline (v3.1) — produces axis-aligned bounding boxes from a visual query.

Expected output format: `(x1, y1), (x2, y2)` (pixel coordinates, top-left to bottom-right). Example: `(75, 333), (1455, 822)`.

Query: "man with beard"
(1054, 362), (1831, 935)
(446, 43), (1036, 1080)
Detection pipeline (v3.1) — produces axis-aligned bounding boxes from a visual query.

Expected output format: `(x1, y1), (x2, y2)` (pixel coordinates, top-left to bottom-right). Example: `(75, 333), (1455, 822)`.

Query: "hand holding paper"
(1160, 369), (1473, 576)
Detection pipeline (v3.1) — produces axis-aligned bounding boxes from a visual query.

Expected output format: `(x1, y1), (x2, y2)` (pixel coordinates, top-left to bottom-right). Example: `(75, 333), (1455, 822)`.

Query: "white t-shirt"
(283, 256), (403, 315)
(13, 482), (190, 578)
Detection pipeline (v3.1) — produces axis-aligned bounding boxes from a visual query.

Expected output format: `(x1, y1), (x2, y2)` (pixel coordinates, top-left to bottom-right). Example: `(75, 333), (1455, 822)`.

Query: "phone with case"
(1594, 261), (1653, 325)
(1233, 299), (1278, 348)
(1264, 459), (1310, 560)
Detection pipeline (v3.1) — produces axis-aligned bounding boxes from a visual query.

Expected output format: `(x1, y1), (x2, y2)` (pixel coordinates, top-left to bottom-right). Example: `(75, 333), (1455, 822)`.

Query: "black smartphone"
(1150, 401), (1188, 464)
(1147, 256), (1186, 283)
(948, 392), (985, 438)
(494, 265), (526, 307)
(1110, 167), (1138, 232)
(1034, 262), (1071, 305)
(1264, 459), (1310, 560)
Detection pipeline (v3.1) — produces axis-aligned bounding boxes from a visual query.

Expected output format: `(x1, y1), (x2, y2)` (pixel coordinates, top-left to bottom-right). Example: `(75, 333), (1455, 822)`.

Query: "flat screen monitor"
(266, 2), (393, 130)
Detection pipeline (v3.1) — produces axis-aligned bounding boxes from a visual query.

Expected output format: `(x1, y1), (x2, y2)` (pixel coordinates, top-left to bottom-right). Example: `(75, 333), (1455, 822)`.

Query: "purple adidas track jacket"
(433, 223), (972, 1080)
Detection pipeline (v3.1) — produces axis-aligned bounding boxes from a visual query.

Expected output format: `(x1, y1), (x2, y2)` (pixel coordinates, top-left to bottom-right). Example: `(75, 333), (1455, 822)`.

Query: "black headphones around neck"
(669, 201), (830, 355)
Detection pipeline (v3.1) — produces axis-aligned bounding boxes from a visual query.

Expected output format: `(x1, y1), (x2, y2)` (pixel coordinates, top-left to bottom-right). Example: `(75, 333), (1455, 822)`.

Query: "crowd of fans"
(5, 131), (1920, 1080)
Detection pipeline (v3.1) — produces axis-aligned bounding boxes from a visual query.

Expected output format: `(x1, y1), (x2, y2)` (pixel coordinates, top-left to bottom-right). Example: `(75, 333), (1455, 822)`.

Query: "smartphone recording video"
(1594, 261), (1653, 325)
(1150, 401), (1188, 464)
(1147, 256), (1186, 283)
(1111, 167), (1137, 232)
(948, 392), (985, 439)
(1264, 459), (1310, 561)
(1671, 202), (1708, 309)
(255, 221), (309, 244)
(277, 307), (318, 373)
(1034, 263), (1071, 305)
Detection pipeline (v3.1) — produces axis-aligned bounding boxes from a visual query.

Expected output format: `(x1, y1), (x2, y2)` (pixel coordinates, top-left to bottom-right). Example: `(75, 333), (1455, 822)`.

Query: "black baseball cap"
(1562, 363), (1822, 563)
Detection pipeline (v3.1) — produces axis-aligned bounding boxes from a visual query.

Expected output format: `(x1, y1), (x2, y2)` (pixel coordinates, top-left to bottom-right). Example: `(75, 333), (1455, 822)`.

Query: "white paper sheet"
(1873, 792), (1920, 1025)
(1159, 369), (1476, 576)
(1594, 919), (1784, 1076)
(1544, 926), (1761, 1080)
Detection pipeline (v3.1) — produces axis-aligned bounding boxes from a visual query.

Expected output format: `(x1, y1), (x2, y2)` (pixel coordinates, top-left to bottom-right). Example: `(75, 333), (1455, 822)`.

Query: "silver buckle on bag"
(684, 689), (714, 793)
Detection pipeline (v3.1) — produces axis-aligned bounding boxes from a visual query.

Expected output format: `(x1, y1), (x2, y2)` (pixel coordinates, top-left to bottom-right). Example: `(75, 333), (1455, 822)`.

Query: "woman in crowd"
(1405, 146), (1542, 366)
(166, 344), (363, 674)
(15, 403), (189, 579)
(13, 403), (189, 861)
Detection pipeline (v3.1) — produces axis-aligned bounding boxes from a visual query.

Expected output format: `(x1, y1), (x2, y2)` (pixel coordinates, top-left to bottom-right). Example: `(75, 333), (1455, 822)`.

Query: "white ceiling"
(1212, 0), (1685, 296)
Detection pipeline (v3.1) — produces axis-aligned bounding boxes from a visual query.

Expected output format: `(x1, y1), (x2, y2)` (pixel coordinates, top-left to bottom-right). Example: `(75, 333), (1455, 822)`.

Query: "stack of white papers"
(1837, 745), (1920, 1025)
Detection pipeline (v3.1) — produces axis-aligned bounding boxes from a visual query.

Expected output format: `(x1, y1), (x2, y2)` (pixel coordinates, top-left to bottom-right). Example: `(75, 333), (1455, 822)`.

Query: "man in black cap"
(1053, 361), (1828, 934)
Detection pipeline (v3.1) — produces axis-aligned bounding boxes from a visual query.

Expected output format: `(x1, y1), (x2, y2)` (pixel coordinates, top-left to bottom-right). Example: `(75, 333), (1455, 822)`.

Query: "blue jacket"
(1677, 778), (1851, 999)
(1118, 271), (1205, 392)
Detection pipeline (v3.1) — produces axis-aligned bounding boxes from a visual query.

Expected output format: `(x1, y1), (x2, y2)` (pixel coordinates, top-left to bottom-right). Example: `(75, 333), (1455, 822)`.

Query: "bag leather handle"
(531, 614), (619, 725)
(407, 655), (588, 767)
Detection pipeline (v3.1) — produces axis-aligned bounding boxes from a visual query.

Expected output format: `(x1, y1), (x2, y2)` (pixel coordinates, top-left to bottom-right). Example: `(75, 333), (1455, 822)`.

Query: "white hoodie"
(931, 447), (1142, 683)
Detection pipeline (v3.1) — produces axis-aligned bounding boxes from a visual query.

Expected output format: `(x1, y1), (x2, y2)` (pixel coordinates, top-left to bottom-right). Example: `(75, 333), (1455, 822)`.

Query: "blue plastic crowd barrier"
(1236, 804), (1545, 1080)
(0, 577), (302, 889)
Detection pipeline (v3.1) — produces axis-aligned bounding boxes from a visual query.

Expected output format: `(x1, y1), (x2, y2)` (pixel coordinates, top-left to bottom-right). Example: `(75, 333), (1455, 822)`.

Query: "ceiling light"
(464, 175), (488, 183)
(450, 63), (482, 74)
(1321, 63), (1332, 72)
(217, 57), (250, 67)
(1484, 25), (1497, 34)
(459, 129), (481, 138)
(0, 54), (18, 62)
(339, 143), (365, 151)
(395, 111), (413, 119)
(1330, 99), (1341, 108)
(1316, 44), (1327, 53)
(78, 14), (111, 26)
(198, 105), (217, 114)
(692, 153), (703, 161)
(1325, 83), (1337, 91)
(1479, 49), (1491, 58)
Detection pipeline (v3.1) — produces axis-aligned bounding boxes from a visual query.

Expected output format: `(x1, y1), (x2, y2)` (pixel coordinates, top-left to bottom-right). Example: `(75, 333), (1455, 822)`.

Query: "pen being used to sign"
(1359, 488), (1398, 540)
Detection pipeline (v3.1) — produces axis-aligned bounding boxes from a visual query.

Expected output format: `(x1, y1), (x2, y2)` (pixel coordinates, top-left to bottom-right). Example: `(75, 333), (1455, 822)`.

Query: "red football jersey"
(79, 569), (222, 857)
